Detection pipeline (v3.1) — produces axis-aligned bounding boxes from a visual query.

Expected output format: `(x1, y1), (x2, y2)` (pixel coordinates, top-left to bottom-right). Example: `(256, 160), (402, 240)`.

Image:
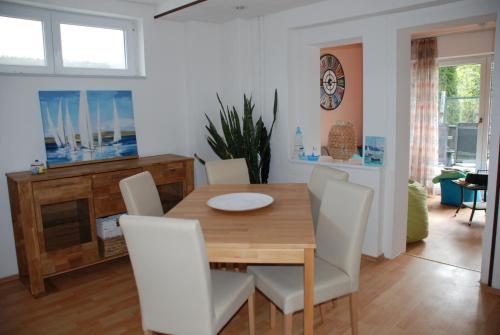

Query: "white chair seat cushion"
(211, 270), (254, 332)
(247, 257), (353, 315)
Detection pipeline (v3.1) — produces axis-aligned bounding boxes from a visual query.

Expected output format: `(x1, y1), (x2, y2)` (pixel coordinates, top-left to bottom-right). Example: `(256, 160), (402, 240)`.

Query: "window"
(60, 24), (126, 69)
(0, 16), (46, 66)
(437, 56), (494, 170)
(0, 3), (140, 76)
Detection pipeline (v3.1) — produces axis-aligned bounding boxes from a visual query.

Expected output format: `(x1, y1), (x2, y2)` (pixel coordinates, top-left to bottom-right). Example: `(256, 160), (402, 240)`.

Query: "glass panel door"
(40, 199), (92, 251)
(438, 56), (493, 170)
(157, 182), (184, 213)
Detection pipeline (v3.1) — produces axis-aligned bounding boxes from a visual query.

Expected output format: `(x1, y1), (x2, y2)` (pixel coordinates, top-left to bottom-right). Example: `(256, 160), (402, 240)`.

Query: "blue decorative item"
(364, 136), (384, 166)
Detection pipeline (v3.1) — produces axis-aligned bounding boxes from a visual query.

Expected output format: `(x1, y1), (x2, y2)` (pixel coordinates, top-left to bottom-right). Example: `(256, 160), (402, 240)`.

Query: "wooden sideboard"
(6, 154), (194, 296)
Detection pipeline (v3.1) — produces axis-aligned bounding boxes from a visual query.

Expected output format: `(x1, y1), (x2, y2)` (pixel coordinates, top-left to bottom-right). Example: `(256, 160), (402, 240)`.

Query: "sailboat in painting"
(45, 105), (62, 148)
(112, 98), (122, 144)
(57, 99), (67, 147)
(39, 90), (137, 166)
(65, 100), (77, 151)
(78, 91), (94, 150)
(96, 101), (103, 148)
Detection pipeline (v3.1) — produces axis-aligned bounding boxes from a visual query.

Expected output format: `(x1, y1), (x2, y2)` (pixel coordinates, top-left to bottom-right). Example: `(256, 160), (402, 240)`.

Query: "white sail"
(112, 98), (121, 143)
(57, 99), (67, 146)
(96, 101), (102, 147)
(78, 90), (94, 149)
(65, 100), (77, 151)
(46, 105), (62, 147)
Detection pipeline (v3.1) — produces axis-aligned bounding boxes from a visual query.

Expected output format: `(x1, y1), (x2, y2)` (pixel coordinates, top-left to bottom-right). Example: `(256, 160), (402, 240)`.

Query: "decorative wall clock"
(320, 54), (345, 110)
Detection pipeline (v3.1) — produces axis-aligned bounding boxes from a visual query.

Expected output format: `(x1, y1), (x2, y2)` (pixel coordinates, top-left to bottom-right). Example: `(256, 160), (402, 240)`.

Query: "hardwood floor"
(406, 196), (485, 271)
(1, 253), (500, 334)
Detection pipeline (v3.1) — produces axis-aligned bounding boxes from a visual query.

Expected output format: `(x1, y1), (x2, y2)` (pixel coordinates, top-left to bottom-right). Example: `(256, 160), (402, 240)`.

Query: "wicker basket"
(327, 121), (356, 160)
(98, 236), (127, 258)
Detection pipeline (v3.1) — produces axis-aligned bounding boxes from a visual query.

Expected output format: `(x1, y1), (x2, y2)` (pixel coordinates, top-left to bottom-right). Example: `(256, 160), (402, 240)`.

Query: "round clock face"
(320, 54), (345, 110)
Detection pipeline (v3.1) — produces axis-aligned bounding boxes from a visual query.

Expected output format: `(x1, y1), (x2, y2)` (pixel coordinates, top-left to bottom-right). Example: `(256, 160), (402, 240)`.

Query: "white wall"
(183, 18), (263, 185)
(0, 0), (198, 278)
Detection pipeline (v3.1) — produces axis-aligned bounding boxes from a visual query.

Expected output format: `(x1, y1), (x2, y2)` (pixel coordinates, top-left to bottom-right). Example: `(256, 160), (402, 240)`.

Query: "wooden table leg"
(469, 189), (478, 225)
(303, 248), (314, 335)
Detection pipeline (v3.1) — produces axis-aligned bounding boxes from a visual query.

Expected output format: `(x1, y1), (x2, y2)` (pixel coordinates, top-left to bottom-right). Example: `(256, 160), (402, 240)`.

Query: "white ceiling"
(126, 0), (327, 23)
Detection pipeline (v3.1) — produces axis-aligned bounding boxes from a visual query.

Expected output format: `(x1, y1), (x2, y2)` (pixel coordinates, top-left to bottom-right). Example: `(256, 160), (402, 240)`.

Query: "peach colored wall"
(320, 43), (363, 149)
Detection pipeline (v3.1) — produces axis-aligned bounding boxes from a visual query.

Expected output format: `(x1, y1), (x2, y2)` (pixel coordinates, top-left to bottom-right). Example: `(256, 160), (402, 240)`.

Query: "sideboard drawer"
(94, 193), (127, 217)
(146, 163), (186, 185)
(92, 168), (142, 195)
(33, 177), (91, 204)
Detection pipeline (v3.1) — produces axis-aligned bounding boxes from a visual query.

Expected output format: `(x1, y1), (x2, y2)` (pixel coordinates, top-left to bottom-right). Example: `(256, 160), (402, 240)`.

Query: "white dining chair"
(248, 179), (373, 335)
(120, 215), (256, 335)
(205, 158), (250, 184)
(308, 165), (349, 230)
(119, 171), (164, 217)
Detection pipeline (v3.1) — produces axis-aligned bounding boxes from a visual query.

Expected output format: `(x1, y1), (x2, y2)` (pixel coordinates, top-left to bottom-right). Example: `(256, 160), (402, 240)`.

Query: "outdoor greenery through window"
(439, 64), (480, 124)
(438, 63), (481, 167)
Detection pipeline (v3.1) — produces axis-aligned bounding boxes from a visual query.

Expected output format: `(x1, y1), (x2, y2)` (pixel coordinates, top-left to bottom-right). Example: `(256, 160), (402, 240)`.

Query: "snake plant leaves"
(198, 90), (278, 184)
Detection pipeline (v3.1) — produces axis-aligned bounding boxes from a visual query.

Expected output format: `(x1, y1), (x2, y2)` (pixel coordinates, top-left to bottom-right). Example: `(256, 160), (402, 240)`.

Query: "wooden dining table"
(166, 183), (316, 334)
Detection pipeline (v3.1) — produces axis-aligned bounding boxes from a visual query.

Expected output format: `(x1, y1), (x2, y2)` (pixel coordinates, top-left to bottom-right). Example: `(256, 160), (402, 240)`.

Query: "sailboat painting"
(39, 90), (137, 167)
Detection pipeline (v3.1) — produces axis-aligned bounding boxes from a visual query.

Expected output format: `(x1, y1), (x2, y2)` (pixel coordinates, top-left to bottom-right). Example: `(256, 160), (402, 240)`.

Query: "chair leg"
(331, 298), (337, 308)
(349, 293), (358, 335)
(284, 313), (293, 335)
(248, 292), (255, 335)
(270, 302), (276, 328)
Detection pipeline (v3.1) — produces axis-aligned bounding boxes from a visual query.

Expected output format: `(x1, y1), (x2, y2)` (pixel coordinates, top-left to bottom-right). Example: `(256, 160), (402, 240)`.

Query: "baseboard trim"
(0, 274), (19, 285)
(362, 254), (385, 263)
(481, 283), (500, 296)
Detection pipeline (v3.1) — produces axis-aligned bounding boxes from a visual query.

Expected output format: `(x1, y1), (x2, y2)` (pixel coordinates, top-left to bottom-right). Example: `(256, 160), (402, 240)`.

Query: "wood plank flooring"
(406, 196), (484, 271)
(1, 253), (500, 334)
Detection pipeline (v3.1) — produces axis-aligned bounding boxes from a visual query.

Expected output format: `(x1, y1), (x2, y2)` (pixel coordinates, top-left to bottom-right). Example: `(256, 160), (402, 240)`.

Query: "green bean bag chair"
(407, 180), (429, 243)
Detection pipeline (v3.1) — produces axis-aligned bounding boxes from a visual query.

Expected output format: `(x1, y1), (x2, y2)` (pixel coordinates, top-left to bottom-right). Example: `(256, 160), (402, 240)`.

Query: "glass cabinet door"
(32, 176), (98, 275)
(40, 198), (92, 252)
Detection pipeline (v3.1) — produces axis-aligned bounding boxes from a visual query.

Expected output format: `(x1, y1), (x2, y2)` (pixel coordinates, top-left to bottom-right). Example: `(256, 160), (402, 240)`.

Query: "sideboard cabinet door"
(32, 176), (98, 275)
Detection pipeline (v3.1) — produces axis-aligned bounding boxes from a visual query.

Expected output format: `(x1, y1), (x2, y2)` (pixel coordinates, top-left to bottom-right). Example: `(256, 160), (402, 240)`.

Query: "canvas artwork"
(39, 90), (137, 167)
(364, 136), (385, 166)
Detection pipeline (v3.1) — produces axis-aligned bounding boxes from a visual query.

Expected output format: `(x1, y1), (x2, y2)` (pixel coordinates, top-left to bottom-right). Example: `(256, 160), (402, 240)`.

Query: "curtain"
(409, 38), (439, 194)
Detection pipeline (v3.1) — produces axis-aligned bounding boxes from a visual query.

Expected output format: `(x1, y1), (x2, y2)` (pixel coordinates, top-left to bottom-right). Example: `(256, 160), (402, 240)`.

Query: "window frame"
(437, 54), (494, 170)
(51, 11), (138, 76)
(0, 3), (140, 77)
(0, 3), (54, 74)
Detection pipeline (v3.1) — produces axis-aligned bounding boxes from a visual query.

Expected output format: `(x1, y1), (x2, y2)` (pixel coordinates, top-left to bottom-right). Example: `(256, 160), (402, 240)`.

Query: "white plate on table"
(207, 192), (274, 212)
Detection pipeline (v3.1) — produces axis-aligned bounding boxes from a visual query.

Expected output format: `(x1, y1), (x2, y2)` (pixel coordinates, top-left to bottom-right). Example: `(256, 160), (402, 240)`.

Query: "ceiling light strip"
(154, 0), (208, 19)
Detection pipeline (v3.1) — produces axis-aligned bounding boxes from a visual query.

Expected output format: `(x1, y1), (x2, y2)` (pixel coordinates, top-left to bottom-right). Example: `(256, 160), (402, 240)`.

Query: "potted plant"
(196, 90), (278, 184)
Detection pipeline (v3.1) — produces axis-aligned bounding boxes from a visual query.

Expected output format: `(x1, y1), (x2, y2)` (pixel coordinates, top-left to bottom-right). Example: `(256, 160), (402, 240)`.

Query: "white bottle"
(293, 127), (304, 160)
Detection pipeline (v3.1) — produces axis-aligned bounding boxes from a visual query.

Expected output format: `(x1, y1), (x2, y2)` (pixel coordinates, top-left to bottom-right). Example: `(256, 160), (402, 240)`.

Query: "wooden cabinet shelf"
(7, 154), (194, 296)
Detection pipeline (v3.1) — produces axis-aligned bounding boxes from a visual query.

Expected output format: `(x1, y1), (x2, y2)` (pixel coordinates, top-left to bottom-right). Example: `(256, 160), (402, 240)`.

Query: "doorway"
(406, 25), (495, 272)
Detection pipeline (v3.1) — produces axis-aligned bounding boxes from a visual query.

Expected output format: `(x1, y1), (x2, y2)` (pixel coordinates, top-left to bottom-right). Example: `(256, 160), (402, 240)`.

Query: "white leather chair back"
(205, 158), (250, 184)
(315, 179), (373, 291)
(119, 171), (164, 216)
(120, 215), (215, 335)
(308, 165), (349, 230)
